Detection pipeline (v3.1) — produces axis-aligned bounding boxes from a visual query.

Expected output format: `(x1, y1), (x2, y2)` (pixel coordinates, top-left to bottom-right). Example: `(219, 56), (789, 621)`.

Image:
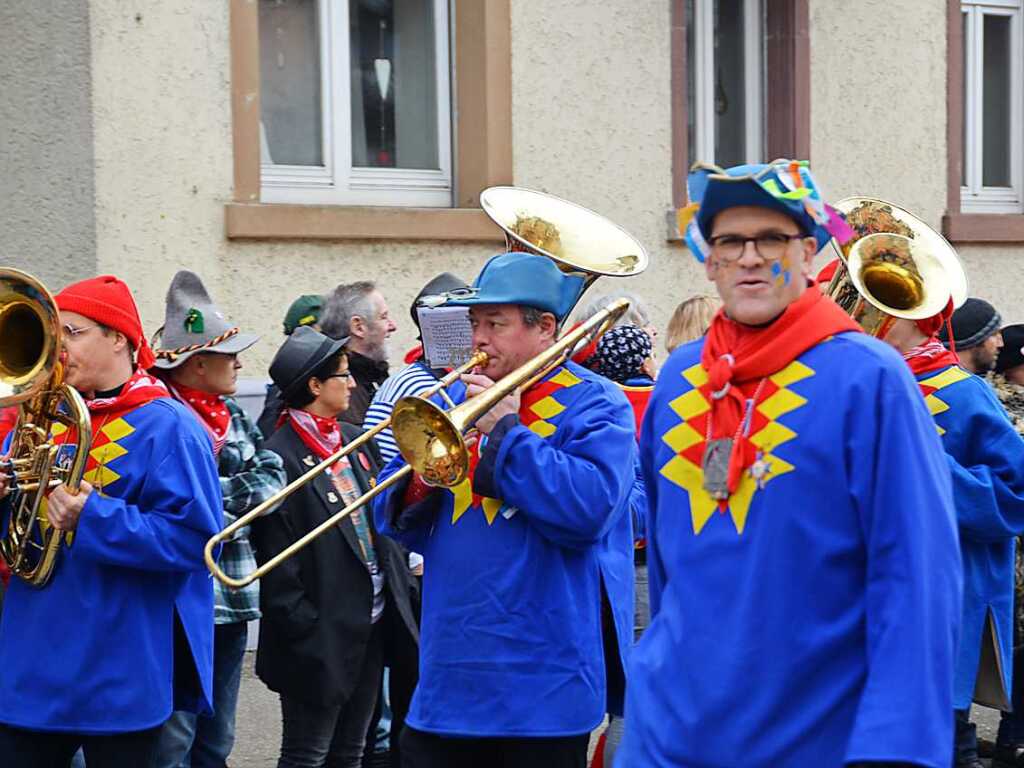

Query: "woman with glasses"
(252, 326), (419, 768)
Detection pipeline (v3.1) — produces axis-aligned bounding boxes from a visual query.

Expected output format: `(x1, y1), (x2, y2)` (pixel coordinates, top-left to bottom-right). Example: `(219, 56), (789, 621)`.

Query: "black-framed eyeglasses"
(322, 372), (353, 381)
(707, 233), (807, 263)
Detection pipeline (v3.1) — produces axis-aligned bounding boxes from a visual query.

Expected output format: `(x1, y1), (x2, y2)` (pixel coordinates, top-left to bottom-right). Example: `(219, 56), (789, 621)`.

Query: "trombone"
(204, 352), (486, 589)
(390, 297), (631, 488)
(204, 186), (646, 589)
(204, 301), (629, 589)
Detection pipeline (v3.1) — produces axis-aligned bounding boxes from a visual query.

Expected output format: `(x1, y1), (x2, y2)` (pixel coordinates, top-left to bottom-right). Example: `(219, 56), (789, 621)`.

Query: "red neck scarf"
(701, 285), (861, 497)
(85, 369), (169, 416)
(165, 381), (230, 456)
(55, 370), (169, 449)
(903, 339), (961, 379)
(285, 408), (343, 461)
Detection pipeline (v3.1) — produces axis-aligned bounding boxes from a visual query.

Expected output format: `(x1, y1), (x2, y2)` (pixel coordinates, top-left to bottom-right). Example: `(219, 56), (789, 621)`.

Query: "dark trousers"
(955, 708), (978, 764)
(399, 726), (589, 768)
(278, 622), (384, 768)
(0, 723), (161, 768)
(363, 601), (419, 768)
(998, 641), (1024, 747)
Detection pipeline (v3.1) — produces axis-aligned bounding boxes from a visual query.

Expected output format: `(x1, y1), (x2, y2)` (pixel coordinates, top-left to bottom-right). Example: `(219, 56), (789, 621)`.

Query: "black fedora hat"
(270, 326), (350, 401)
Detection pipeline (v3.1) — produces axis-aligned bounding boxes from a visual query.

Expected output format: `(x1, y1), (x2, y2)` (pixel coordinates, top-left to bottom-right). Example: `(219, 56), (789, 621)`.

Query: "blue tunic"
(374, 362), (635, 737)
(0, 398), (223, 733)
(916, 364), (1024, 709)
(617, 332), (961, 768)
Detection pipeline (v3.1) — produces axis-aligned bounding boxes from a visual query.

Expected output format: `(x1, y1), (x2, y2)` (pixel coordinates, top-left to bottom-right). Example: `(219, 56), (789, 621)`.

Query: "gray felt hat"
(151, 270), (259, 370)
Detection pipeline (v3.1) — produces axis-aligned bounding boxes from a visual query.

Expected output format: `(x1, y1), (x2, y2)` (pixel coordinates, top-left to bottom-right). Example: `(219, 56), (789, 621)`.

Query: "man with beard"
(940, 297), (1004, 375)
(319, 282), (397, 427)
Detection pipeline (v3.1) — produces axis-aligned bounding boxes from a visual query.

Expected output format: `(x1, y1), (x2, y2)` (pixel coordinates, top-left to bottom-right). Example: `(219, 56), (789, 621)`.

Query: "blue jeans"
(155, 621), (249, 768)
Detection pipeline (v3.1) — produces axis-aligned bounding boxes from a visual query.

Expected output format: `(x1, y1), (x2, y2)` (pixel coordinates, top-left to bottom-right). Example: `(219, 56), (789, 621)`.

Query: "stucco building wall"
(1, 0), (97, 287)
(84, 0), (1024, 375)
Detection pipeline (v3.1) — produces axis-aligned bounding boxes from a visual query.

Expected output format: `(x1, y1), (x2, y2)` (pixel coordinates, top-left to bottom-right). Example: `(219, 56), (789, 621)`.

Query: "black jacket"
(252, 421), (418, 707)
(340, 352), (390, 427)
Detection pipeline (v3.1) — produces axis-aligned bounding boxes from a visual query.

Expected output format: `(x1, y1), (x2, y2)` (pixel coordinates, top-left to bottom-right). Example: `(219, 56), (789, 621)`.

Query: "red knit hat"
(55, 275), (156, 369)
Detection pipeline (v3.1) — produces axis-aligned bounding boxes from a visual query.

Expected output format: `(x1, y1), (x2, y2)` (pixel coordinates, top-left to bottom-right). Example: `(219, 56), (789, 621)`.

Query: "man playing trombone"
(374, 252), (636, 768)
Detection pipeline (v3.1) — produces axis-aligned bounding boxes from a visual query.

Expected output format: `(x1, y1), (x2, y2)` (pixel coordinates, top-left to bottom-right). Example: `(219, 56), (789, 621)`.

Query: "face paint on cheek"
(772, 255), (793, 287)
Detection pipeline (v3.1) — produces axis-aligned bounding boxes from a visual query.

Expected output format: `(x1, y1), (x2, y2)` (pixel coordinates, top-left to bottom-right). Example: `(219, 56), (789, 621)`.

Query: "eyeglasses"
(62, 323), (100, 339)
(706, 233), (807, 264)
(322, 372), (353, 381)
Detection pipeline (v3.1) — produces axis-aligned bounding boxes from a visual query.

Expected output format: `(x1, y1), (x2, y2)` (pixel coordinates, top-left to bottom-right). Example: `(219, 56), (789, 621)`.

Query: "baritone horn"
(825, 197), (968, 338)
(0, 269), (91, 588)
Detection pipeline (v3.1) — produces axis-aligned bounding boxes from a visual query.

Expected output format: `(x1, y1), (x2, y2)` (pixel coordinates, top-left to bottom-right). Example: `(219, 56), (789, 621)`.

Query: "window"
(258, 0), (452, 207)
(960, 0), (1023, 214)
(670, 0), (808, 223)
(686, 0), (765, 167)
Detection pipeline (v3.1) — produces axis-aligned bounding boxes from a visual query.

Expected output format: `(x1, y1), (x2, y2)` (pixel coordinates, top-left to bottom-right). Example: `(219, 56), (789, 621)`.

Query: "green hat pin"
(185, 307), (205, 334)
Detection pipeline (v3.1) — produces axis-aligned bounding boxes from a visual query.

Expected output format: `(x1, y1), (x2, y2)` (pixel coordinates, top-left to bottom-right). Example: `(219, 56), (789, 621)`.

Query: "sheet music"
(418, 306), (474, 369)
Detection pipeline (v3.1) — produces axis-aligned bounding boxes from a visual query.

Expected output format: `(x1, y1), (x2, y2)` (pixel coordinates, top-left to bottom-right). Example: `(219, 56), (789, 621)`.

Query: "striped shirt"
(362, 361), (443, 463)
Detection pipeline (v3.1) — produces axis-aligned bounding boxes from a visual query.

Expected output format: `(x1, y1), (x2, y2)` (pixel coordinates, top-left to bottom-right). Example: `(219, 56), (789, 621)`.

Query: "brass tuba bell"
(479, 186), (648, 315)
(0, 269), (91, 587)
(825, 197), (968, 338)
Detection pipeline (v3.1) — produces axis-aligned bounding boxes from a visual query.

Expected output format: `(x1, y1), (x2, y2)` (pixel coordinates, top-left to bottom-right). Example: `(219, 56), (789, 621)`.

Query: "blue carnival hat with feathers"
(678, 159), (854, 263)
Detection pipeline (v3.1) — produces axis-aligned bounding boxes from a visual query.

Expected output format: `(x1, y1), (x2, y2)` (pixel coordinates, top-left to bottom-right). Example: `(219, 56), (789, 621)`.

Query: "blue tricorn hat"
(442, 252), (585, 321)
(679, 159), (853, 262)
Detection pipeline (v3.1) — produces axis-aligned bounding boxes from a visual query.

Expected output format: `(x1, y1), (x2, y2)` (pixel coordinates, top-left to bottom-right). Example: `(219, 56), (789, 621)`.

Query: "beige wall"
(2, 0), (97, 287)
(808, 0), (1024, 323)
(87, 0), (695, 375)
(86, 0), (1024, 377)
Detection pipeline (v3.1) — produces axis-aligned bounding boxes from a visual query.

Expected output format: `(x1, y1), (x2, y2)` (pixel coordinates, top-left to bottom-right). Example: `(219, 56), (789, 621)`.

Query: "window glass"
(982, 13), (1012, 187)
(259, 0), (323, 167)
(349, 0), (440, 170)
(961, 10), (968, 187)
(714, 0), (747, 167)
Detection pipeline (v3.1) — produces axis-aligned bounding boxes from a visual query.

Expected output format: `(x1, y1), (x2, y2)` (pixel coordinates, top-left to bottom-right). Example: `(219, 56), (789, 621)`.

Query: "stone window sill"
(224, 203), (505, 242)
(942, 213), (1024, 244)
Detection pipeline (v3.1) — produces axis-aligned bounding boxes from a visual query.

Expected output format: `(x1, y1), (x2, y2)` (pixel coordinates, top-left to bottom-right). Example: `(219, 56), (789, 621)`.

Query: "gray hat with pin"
(151, 270), (259, 369)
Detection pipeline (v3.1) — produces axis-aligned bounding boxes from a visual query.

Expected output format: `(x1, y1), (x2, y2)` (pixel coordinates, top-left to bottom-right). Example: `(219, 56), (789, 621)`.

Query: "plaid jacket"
(215, 398), (286, 624)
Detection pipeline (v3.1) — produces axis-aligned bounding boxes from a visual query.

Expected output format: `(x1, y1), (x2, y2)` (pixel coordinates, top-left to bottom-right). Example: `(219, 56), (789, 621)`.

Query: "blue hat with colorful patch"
(442, 252), (586, 321)
(678, 159), (854, 262)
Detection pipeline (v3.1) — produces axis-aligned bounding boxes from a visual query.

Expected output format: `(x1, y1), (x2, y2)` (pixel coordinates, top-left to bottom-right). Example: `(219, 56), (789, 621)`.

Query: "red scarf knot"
(165, 381), (230, 457)
(699, 285), (862, 501)
(285, 408), (343, 461)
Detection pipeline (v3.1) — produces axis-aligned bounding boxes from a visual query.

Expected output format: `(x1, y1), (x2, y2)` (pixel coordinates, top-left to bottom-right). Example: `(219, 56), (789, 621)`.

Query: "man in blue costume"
(617, 160), (962, 768)
(373, 252), (636, 768)
(0, 275), (223, 767)
(884, 296), (1024, 768)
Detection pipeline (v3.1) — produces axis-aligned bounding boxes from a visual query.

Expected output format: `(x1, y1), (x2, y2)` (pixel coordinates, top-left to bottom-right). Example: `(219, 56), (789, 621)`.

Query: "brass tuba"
(479, 186), (648, 314)
(392, 187), (648, 488)
(0, 269), (91, 587)
(825, 198), (968, 338)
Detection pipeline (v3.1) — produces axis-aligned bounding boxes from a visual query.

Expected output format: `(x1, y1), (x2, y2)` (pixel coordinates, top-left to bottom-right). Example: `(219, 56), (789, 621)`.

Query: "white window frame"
(691, 0), (764, 165)
(961, 0), (1023, 214)
(261, 0), (453, 207)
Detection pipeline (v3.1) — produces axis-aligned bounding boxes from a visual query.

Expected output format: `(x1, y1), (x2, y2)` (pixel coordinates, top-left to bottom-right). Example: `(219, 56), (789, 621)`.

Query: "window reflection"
(350, 0), (440, 170)
(259, 0), (323, 167)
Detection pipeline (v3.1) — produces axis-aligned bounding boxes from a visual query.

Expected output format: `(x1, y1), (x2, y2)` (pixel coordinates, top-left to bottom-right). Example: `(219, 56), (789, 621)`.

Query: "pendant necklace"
(701, 377), (768, 500)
